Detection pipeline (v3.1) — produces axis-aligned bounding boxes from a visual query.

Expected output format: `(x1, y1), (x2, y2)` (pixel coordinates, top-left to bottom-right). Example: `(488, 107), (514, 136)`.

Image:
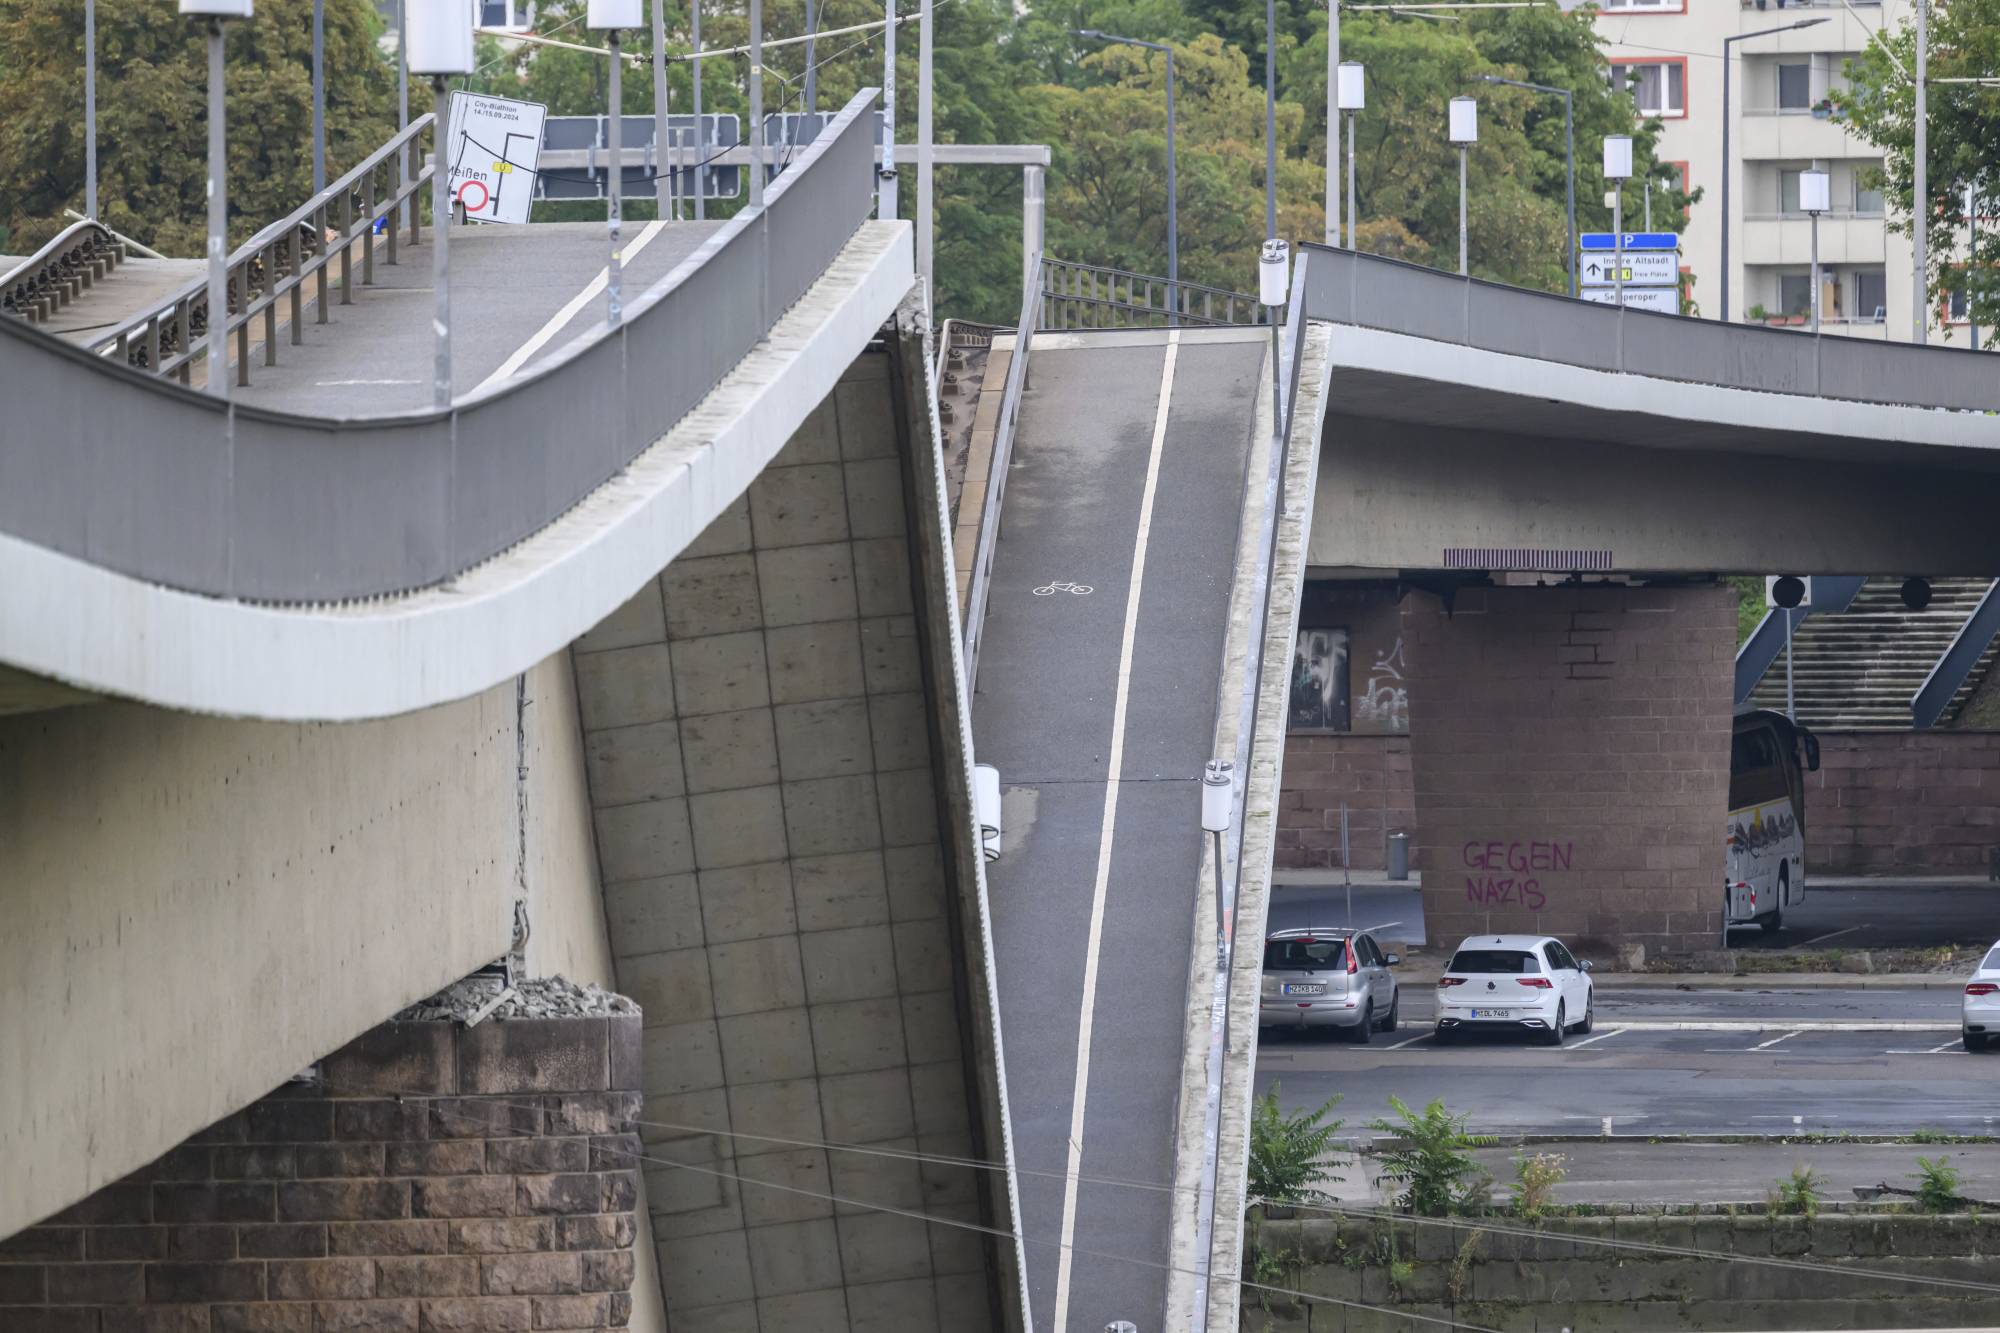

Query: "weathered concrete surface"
(0, 654), (601, 1241)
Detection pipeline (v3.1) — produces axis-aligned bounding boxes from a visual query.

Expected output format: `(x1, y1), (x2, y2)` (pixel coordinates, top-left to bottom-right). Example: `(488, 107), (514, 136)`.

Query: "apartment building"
(1589, 0), (1988, 346)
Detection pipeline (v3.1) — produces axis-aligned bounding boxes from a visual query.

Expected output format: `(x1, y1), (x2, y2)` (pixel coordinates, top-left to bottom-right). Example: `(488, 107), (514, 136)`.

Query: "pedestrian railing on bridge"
(1, 219), (129, 325)
(1040, 256), (1275, 330)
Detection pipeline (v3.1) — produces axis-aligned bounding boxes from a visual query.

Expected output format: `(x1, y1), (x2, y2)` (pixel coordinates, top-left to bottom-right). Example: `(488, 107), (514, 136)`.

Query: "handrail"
(961, 251), (1039, 689)
(1040, 255), (1274, 329)
(1733, 576), (1867, 705)
(0, 90), (884, 606)
(89, 113), (435, 386)
(1, 218), (126, 324)
(1912, 580), (2000, 729)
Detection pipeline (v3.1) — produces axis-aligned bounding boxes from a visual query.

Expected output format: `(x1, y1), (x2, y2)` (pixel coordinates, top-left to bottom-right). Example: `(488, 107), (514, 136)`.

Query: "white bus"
(1726, 708), (1820, 933)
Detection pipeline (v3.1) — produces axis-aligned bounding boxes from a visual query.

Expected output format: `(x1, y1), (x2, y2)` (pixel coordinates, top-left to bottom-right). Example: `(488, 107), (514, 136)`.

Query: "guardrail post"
(386, 158), (400, 266)
(233, 268), (250, 387)
(339, 192), (354, 305)
(363, 172), (377, 284)
(315, 205), (331, 324)
(290, 231), (304, 345)
(410, 130), (423, 249)
(263, 243), (279, 366)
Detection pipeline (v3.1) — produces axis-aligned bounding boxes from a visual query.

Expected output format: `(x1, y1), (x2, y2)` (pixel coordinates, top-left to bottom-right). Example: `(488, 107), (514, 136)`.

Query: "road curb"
(1379, 1018), (1959, 1033)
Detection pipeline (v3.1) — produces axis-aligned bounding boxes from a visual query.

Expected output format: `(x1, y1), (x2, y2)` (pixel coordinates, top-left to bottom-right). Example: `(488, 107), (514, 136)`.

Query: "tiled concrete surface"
(572, 352), (994, 1333)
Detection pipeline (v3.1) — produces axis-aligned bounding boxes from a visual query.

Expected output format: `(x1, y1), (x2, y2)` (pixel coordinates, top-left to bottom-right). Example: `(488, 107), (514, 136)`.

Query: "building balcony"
(1738, 108), (1873, 162)
(1742, 212), (1886, 266)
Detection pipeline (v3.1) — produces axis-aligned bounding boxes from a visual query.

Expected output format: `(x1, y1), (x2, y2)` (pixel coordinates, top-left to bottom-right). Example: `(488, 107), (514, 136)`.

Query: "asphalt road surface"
(1257, 986), (1989, 1140)
(975, 328), (1267, 1333)
(1267, 885), (1426, 946)
(1733, 883), (2000, 950)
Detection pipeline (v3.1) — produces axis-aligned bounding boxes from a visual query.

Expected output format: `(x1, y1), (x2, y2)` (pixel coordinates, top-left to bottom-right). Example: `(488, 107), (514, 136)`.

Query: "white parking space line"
(1799, 924), (1867, 947)
(1613, 1019), (1954, 1033)
(1752, 1030), (1802, 1050)
(1566, 1027), (1626, 1049)
(1048, 330), (1178, 1333)
(1384, 1032), (1430, 1050)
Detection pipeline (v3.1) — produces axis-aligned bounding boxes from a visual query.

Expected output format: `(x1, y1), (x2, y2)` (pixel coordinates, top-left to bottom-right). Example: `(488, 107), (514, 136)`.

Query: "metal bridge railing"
(89, 114), (435, 388)
(1040, 256), (1275, 330)
(1, 219), (128, 325)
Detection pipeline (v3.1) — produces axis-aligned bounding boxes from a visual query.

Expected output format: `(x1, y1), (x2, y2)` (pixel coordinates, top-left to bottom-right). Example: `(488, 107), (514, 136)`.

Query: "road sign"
(1766, 575), (1814, 609)
(446, 92), (547, 226)
(535, 114), (742, 202)
(1579, 231), (1679, 252)
(1579, 286), (1679, 314)
(1580, 251), (1679, 287)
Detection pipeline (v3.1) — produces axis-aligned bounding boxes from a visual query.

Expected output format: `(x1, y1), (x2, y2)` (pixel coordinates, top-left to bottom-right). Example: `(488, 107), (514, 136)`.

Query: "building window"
(1948, 287), (1970, 321)
(1600, 0), (1681, 10)
(1855, 269), (1887, 322)
(480, 0), (534, 30)
(1289, 628), (1351, 733)
(1777, 62), (1812, 110)
(1854, 172), (1885, 216)
(1779, 273), (1812, 316)
(1609, 61), (1686, 118)
(1779, 169), (1802, 214)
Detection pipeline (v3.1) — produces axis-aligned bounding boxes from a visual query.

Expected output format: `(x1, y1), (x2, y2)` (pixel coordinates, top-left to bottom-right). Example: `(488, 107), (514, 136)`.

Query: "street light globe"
(179, 0), (253, 14)
(1258, 239), (1290, 308)
(1201, 760), (1236, 834)
(587, 0), (644, 28)
(1449, 96), (1478, 145)
(407, 0), (476, 74)
(1602, 134), (1633, 181)
(1800, 167), (1831, 215)
(1336, 62), (1366, 113)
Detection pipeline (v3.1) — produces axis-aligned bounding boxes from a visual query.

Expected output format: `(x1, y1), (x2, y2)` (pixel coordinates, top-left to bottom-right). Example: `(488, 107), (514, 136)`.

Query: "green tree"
(0, 0), (398, 255)
(1836, 0), (2000, 343)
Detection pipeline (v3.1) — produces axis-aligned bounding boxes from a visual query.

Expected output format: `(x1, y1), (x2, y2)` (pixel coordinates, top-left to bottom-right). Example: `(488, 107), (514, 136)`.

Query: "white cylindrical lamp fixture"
(1602, 134), (1633, 181)
(1335, 61), (1365, 112)
(407, 0), (475, 73)
(1258, 238), (1290, 308)
(588, 0), (643, 26)
(974, 763), (1002, 860)
(1201, 760), (1235, 833)
(179, 0), (253, 13)
(1448, 95), (1477, 145)
(1800, 167), (1830, 215)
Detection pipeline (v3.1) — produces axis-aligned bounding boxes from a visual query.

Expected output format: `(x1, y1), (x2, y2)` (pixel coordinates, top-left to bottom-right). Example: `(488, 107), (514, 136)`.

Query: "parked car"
(1259, 928), (1400, 1042)
(1435, 935), (1594, 1046)
(1962, 940), (2000, 1052)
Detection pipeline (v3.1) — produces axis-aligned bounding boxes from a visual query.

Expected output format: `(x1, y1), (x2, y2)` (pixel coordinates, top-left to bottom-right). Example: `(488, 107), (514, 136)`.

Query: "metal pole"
(1458, 144), (1468, 276)
(1165, 51), (1178, 324)
(313, 0), (326, 196)
(1913, 0), (1928, 344)
(1213, 830), (1226, 948)
(608, 31), (624, 327)
(1974, 189), (1983, 352)
(880, 0), (897, 219)
(1023, 164), (1043, 294)
(692, 0), (706, 221)
(1722, 34), (1734, 322)
(1785, 607), (1796, 721)
(84, 0), (97, 220)
(432, 75), (452, 409)
(917, 0), (934, 295)
(1563, 92), (1576, 297)
(1345, 112), (1356, 251)
(1644, 180), (1652, 232)
(1810, 210), (1821, 335)
(206, 19), (229, 401)
(1613, 187), (1624, 308)
(805, 0), (819, 116)
(749, 0), (764, 208)
(653, 0), (669, 218)
(1327, 0), (1339, 245)
(398, 0), (409, 227)
(1264, 0), (1277, 239)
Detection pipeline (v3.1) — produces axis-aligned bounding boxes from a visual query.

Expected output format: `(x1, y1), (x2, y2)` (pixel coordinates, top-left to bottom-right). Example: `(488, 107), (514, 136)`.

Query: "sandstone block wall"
(0, 1015), (642, 1333)
(1806, 729), (2000, 877)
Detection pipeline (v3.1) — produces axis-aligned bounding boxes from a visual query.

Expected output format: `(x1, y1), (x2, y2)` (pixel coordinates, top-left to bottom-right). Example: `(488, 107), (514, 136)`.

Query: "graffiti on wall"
(1462, 839), (1574, 911)
(1289, 628), (1351, 731)
(1358, 638), (1410, 732)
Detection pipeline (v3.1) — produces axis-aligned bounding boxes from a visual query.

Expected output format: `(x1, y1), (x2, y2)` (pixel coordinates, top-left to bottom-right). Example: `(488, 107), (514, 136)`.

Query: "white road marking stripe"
(1384, 1032), (1430, 1050)
(1567, 1026), (1626, 1049)
(1603, 1019), (1953, 1033)
(1753, 1030), (1802, 1049)
(1799, 924), (1867, 947)
(1929, 1037), (1964, 1053)
(472, 219), (668, 393)
(1050, 330), (1179, 1333)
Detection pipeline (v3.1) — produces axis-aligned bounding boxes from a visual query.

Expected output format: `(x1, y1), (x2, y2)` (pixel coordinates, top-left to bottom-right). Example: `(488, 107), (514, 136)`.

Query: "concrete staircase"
(1749, 577), (2000, 729)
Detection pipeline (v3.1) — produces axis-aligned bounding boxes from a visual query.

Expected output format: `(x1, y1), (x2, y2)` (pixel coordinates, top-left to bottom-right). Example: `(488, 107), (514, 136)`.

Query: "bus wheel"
(1759, 907), (1783, 934)
(1761, 868), (1788, 934)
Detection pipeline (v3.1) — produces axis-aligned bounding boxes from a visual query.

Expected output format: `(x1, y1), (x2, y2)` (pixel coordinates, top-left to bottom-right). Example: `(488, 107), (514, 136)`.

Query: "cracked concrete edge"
(1204, 323), (1336, 1332)
(1163, 328), (1282, 1329)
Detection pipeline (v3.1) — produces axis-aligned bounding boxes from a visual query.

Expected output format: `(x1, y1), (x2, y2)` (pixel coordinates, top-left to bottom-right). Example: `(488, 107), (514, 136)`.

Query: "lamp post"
(589, 1), (641, 329)
(1202, 759), (1237, 951)
(85, 0), (97, 219)
(1337, 62), (1364, 251)
(878, 0), (895, 219)
(1264, 0), (1277, 241)
(692, 0), (705, 220)
(1801, 165), (1829, 335)
(1913, 0), (1928, 343)
(1475, 75), (1575, 297)
(1604, 134), (1632, 309)
(313, 0), (325, 196)
(1326, 0), (1339, 244)
(408, 0), (474, 410)
(750, 0), (765, 209)
(1075, 30), (1177, 321)
(1449, 97), (1477, 277)
(1721, 18), (1829, 322)
(652, 0), (669, 218)
(181, 0), (252, 401)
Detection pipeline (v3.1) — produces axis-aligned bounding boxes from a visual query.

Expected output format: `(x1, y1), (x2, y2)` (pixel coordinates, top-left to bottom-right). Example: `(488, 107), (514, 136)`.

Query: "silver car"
(1258, 928), (1401, 1042)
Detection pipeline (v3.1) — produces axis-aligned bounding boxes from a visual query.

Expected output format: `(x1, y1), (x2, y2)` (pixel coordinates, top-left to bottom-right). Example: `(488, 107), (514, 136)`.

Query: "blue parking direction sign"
(1579, 232), (1680, 252)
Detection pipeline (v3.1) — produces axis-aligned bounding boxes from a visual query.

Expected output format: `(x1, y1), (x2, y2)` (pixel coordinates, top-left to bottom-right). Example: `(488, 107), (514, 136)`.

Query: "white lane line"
(1610, 1019), (1953, 1033)
(1929, 1037), (1964, 1053)
(1754, 1029), (1802, 1049)
(1050, 330), (1179, 1333)
(1799, 924), (1866, 947)
(1567, 1026), (1626, 1049)
(1384, 1032), (1431, 1050)
(472, 219), (668, 393)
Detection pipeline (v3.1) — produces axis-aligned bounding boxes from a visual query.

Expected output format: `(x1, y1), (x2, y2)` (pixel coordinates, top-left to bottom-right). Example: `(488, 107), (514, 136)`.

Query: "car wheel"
(1577, 996), (1593, 1035)
(1545, 1003), (1566, 1047)
(1380, 991), (1400, 1034)
(1347, 1003), (1372, 1045)
(1966, 1031), (1988, 1053)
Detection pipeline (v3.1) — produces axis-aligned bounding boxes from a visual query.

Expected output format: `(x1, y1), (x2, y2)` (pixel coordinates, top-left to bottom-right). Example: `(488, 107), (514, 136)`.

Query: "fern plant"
(1915, 1155), (1963, 1212)
(1368, 1096), (1496, 1217)
(1248, 1086), (1344, 1206)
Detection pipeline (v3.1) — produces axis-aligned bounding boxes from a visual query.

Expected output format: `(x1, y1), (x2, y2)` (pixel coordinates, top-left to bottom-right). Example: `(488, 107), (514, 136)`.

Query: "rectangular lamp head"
(408, 0), (476, 74)
(1259, 239), (1291, 307)
(1602, 134), (1633, 181)
(1449, 96), (1478, 145)
(1337, 62), (1366, 112)
(588, 0), (645, 28)
(1800, 168), (1831, 214)
(179, 0), (254, 14)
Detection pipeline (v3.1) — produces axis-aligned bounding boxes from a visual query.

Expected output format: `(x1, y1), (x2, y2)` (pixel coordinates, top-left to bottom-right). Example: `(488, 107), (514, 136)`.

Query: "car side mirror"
(1579, 959), (1594, 973)
(1384, 953), (1401, 967)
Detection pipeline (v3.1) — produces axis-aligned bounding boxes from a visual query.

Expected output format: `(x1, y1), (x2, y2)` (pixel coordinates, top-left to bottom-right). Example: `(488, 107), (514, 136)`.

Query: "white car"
(1434, 934), (1594, 1046)
(1963, 941), (2000, 1052)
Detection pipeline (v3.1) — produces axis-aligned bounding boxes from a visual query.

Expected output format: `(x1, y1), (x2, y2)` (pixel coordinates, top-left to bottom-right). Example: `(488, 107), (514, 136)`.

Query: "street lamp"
(1202, 759), (1236, 951)
(1476, 74), (1575, 297)
(1722, 18), (1830, 323)
(588, 0), (642, 329)
(1449, 97), (1477, 277)
(1801, 165), (1829, 335)
(408, 0), (474, 410)
(1337, 62), (1365, 251)
(1604, 134), (1632, 309)
(1075, 30), (1178, 321)
(181, 0), (253, 401)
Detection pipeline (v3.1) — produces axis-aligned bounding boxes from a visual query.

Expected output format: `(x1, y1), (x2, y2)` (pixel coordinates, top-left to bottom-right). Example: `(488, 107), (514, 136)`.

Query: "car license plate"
(1469, 1008), (1512, 1019)
(1283, 984), (1326, 996)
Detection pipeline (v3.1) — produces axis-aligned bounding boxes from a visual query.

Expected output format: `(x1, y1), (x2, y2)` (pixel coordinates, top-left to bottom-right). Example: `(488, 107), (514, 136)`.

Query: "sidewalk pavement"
(1386, 952), (1964, 991)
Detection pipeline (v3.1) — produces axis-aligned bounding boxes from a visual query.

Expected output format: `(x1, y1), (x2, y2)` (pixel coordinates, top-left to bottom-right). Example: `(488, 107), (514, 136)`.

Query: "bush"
(1767, 1164), (1824, 1218)
(1915, 1154), (1963, 1212)
(1513, 1152), (1568, 1219)
(1368, 1096), (1495, 1217)
(1248, 1087), (1344, 1207)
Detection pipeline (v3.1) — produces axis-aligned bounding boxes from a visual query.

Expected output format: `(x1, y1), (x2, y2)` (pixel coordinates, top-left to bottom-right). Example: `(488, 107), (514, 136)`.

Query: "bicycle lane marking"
(1050, 329), (1180, 1333)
